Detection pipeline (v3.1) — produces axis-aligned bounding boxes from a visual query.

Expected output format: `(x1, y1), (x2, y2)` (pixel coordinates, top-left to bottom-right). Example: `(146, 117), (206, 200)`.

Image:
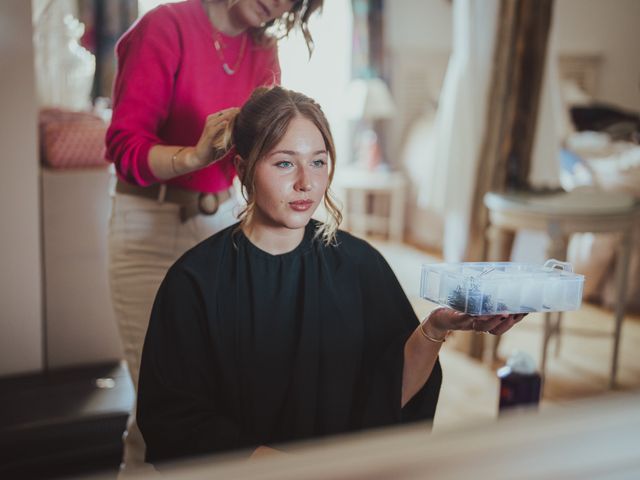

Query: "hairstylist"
(105, 0), (322, 472)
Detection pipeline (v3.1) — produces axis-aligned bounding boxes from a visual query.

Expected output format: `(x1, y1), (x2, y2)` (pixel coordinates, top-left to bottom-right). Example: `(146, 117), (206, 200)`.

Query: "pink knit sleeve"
(105, 9), (180, 186)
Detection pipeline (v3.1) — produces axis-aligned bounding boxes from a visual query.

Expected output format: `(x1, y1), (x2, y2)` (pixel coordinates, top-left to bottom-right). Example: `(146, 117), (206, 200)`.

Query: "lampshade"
(346, 77), (396, 120)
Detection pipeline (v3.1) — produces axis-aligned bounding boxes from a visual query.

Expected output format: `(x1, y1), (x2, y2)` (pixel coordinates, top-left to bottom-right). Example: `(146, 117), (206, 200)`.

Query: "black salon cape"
(137, 220), (442, 464)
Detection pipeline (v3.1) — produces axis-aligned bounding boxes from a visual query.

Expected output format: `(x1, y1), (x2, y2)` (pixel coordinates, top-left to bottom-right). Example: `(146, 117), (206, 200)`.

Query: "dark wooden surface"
(0, 362), (133, 479)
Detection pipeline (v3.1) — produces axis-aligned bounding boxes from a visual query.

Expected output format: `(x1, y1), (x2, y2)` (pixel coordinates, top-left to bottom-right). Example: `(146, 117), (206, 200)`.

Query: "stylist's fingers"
(205, 107), (239, 129)
(195, 108), (241, 166)
(204, 108), (239, 133)
(203, 116), (227, 136)
(219, 106), (240, 117)
(207, 107), (239, 119)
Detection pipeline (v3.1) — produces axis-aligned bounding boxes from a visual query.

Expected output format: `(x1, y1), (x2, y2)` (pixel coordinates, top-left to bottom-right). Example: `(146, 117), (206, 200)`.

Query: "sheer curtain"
(416, 0), (499, 261)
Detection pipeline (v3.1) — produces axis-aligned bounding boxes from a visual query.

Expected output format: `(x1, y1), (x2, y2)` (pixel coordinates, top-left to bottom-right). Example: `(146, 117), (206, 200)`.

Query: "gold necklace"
(203, 2), (248, 75)
(212, 29), (247, 75)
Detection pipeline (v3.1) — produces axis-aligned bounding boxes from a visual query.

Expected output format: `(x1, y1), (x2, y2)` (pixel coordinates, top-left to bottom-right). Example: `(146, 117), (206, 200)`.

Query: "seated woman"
(137, 86), (524, 464)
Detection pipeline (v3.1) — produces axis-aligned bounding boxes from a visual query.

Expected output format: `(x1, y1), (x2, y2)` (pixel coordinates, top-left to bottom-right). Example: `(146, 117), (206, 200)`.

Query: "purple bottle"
(497, 350), (541, 414)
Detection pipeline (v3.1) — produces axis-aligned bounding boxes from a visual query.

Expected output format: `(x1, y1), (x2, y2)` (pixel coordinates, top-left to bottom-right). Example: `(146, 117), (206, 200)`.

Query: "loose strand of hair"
(314, 188), (342, 246)
(248, 0), (320, 58)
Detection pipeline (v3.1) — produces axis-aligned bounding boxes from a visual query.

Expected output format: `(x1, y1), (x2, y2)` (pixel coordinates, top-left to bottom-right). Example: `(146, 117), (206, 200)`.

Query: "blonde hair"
(221, 0), (323, 57)
(213, 86), (342, 245)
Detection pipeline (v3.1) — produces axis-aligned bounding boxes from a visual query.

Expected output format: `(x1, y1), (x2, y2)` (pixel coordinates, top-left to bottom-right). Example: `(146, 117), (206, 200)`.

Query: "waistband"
(115, 180), (232, 221)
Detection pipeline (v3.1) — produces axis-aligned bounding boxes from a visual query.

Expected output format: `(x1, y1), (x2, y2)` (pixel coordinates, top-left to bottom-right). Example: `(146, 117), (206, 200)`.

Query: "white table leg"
(541, 229), (569, 375)
(351, 188), (368, 237)
(610, 228), (633, 389)
(541, 312), (553, 379)
(389, 184), (405, 242)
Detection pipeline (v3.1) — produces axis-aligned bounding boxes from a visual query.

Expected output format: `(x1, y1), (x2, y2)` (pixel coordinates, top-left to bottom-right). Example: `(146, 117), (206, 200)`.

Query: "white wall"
(385, 0), (453, 118)
(0, 0), (44, 375)
(554, 0), (640, 111)
(386, 0), (453, 52)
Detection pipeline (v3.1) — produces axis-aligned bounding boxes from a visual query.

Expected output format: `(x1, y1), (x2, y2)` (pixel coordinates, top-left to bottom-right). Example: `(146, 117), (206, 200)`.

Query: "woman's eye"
(312, 159), (326, 168)
(275, 160), (293, 168)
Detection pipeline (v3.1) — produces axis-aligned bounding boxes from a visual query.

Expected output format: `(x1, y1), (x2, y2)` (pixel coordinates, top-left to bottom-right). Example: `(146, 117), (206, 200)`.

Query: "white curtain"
(415, 0), (499, 261)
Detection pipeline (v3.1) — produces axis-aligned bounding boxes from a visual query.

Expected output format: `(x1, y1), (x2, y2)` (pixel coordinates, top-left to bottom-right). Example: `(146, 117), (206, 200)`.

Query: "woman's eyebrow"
(269, 149), (327, 157)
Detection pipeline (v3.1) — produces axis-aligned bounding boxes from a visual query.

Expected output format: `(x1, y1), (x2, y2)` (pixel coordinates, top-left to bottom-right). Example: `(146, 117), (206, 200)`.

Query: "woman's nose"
(295, 169), (312, 192)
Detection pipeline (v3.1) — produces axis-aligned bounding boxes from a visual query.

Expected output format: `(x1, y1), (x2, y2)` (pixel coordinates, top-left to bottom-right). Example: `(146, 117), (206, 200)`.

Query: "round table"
(483, 188), (640, 387)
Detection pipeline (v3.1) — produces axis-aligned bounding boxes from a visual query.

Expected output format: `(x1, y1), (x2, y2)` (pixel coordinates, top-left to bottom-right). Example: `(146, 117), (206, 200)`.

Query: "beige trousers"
(108, 188), (239, 473)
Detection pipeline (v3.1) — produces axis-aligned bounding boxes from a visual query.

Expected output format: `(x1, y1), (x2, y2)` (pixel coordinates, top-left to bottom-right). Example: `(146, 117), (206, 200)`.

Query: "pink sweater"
(106, 0), (280, 192)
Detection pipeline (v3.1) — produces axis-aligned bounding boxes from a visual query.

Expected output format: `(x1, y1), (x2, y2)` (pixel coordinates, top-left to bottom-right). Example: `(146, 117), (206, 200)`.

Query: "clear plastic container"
(420, 259), (584, 315)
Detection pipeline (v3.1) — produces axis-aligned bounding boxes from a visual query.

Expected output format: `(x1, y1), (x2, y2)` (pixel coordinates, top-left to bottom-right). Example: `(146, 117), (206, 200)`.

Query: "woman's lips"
(289, 199), (314, 211)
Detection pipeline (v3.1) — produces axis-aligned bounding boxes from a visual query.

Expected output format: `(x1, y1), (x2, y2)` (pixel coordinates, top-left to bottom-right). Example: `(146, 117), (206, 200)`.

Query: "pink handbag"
(39, 108), (108, 169)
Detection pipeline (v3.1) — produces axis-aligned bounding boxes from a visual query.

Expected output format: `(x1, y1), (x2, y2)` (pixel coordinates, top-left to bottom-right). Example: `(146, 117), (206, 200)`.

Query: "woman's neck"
(242, 222), (306, 256)
(203, 0), (247, 36)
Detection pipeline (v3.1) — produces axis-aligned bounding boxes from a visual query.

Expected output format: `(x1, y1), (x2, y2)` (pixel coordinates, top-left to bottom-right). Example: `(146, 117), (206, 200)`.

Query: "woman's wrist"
(172, 146), (201, 174)
(170, 146), (187, 176)
(421, 309), (449, 342)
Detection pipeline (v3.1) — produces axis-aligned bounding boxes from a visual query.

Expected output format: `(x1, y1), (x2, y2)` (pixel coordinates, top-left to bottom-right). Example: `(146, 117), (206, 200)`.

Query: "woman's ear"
(234, 154), (245, 181)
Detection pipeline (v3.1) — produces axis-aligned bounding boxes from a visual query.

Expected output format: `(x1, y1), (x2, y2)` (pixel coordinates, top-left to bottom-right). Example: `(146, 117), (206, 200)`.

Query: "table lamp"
(347, 77), (396, 170)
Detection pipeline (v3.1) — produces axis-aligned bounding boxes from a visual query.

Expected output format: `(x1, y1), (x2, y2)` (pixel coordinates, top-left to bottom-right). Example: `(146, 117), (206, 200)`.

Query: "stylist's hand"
(192, 107), (240, 169)
(428, 306), (527, 336)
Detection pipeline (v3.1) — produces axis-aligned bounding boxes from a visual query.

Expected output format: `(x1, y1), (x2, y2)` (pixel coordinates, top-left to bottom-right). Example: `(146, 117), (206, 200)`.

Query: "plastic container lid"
(420, 260), (584, 315)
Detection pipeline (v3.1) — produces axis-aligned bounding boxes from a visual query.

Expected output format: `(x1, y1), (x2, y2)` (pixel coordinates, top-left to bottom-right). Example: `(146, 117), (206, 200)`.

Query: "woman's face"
(229, 0), (296, 28)
(249, 115), (329, 234)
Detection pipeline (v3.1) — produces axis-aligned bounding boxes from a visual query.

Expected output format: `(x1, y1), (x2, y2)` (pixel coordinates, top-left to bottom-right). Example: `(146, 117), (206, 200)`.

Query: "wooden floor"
(373, 239), (640, 432)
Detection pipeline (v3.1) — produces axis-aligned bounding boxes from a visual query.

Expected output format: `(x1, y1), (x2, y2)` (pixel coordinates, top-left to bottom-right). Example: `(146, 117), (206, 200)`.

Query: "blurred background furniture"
(346, 77), (396, 171)
(38, 107), (122, 369)
(333, 166), (407, 242)
(560, 132), (640, 315)
(0, 361), (133, 479)
(483, 189), (640, 387)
